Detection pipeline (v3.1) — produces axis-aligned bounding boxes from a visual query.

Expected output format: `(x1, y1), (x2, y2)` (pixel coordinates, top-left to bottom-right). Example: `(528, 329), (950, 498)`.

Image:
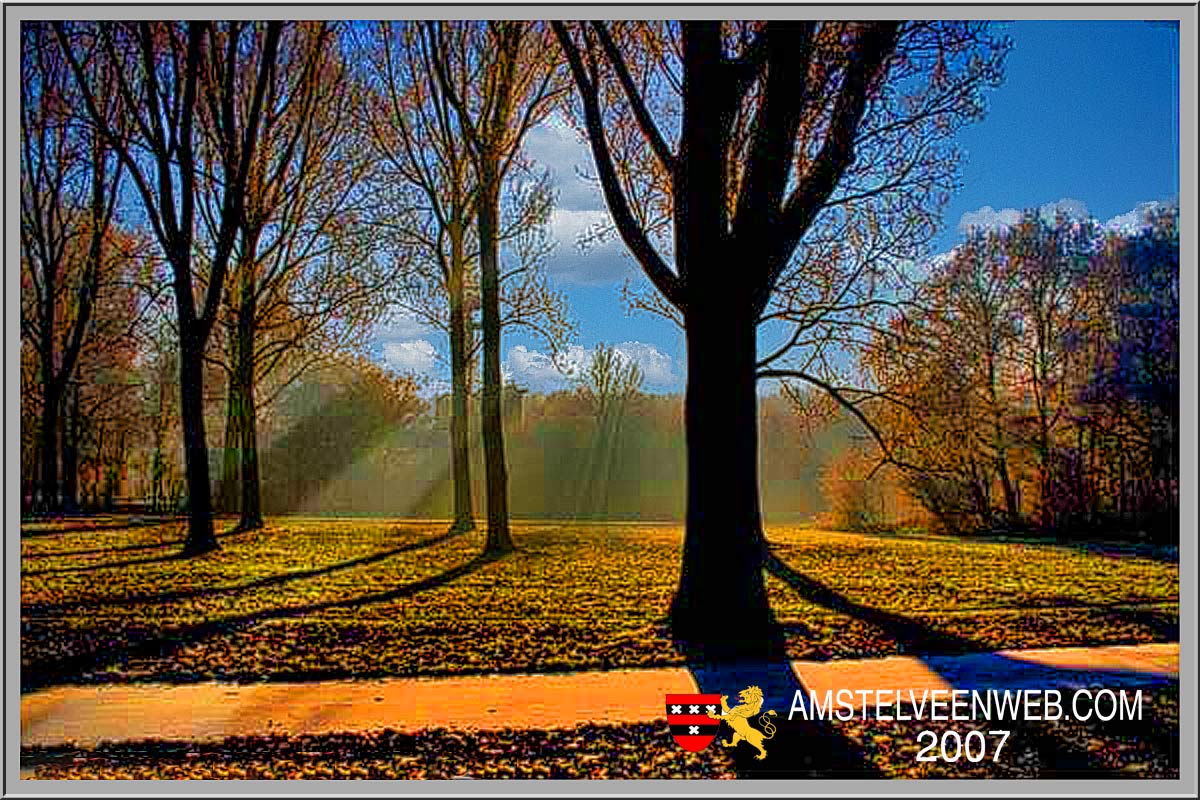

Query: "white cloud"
(504, 344), (589, 392)
(382, 339), (438, 375)
(958, 205), (1022, 234)
(377, 309), (435, 341)
(611, 341), (677, 386)
(958, 197), (1091, 234)
(1039, 197), (1089, 223)
(1104, 200), (1170, 234)
(545, 207), (639, 285)
(522, 118), (604, 213)
(504, 340), (679, 392)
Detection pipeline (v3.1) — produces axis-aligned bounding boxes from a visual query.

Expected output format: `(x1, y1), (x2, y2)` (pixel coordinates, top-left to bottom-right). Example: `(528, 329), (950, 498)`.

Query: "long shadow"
(20, 517), (179, 539)
(21, 527), (263, 577)
(20, 523), (255, 561)
(21, 550), (500, 693)
(22, 551), (193, 577)
(764, 551), (1179, 778)
(23, 529), (465, 616)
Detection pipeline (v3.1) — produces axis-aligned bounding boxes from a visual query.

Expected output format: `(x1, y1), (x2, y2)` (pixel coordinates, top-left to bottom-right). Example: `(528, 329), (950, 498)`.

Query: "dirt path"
(21, 642), (1177, 750)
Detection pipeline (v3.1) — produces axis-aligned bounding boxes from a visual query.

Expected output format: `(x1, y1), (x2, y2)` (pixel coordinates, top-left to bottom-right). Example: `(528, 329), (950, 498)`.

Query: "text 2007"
(915, 730), (1010, 762)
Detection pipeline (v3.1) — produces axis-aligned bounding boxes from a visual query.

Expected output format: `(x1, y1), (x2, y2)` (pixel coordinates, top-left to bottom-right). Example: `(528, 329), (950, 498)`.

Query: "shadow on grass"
(22, 525), (274, 576)
(23, 529), (466, 616)
(19, 516), (180, 539)
(21, 550), (502, 694)
(763, 550), (1179, 778)
(20, 524), (262, 564)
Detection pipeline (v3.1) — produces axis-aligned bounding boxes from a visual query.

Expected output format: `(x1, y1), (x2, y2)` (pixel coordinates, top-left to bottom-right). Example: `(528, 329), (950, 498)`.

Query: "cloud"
(503, 344), (588, 392)
(523, 117), (650, 286)
(521, 118), (604, 213)
(545, 208), (639, 285)
(611, 341), (677, 386)
(957, 197), (1091, 234)
(1104, 200), (1170, 234)
(381, 339), (438, 375)
(377, 309), (435, 341)
(957, 205), (1022, 234)
(504, 340), (680, 393)
(1039, 197), (1089, 222)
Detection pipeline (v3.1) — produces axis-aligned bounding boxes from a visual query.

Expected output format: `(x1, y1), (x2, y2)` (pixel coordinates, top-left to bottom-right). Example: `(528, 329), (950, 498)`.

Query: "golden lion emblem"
(706, 685), (778, 760)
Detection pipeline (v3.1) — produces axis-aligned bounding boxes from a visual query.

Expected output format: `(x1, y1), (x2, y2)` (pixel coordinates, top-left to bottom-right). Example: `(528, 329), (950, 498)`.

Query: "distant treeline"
(252, 383), (851, 522)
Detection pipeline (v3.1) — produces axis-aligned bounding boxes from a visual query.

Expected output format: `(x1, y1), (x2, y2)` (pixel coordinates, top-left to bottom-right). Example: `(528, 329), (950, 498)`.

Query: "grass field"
(21, 517), (1179, 686)
(20, 516), (1181, 780)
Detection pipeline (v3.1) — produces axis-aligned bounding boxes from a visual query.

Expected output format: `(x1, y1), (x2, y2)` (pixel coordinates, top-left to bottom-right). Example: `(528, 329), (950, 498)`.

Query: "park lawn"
(765, 527), (1179, 660)
(21, 518), (1178, 685)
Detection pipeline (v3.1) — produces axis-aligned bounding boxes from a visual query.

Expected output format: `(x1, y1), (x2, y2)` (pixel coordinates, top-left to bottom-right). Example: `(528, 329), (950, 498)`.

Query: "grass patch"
(21, 519), (1179, 685)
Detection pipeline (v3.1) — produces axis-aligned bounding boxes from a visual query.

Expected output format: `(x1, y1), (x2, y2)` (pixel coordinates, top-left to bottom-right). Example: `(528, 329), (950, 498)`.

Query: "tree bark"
(38, 382), (60, 514)
(236, 282), (263, 531)
(218, 323), (242, 515)
(670, 293), (778, 660)
(179, 327), (218, 554)
(447, 222), (475, 533)
(477, 162), (513, 554)
(61, 382), (80, 513)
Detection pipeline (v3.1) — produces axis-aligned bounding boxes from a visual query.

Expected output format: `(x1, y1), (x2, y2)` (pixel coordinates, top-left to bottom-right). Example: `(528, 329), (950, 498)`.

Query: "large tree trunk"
(236, 285), (263, 531)
(670, 298), (777, 660)
(477, 163), (513, 554)
(447, 222), (475, 534)
(669, 29), (776, 658)
(179, 329), (218, 555)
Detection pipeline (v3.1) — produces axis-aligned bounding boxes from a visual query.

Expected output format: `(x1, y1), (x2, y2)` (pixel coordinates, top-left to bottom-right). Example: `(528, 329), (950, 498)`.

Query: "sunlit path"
(21, 642), (1177, 750)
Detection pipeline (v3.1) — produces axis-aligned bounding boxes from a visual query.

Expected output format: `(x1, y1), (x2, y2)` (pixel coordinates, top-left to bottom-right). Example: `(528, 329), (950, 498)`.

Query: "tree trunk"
(179, 329), (218, 555)
(217, 321), (242, 515)
(477, 163), (513, 554)
(38, 382), (60, 515)
(670, 298), (777, 660)
(61, 383), (80, 513)
(236, 285), (263, 531)
(447, 222), (475, 534)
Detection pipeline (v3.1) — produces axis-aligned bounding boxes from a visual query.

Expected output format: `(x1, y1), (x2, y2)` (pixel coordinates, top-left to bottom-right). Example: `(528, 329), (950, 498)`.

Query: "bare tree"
(21, 22), (125, 513)
(427, 21), (565, 554)
(554, 20), (1007, 654)
(56, 21), (282, 554)
(199, 21), (387, 531)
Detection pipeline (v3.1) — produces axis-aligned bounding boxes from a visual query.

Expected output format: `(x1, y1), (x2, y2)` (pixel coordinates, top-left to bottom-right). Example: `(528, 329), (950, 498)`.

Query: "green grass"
(21, 518), (1179, 685)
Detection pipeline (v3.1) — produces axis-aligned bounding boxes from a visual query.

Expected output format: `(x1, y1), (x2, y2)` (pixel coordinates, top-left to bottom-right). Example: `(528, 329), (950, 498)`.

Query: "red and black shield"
(666, 693), (722, 751)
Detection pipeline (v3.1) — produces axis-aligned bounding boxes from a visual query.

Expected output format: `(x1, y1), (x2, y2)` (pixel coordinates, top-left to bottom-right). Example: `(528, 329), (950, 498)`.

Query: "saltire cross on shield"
(666, 693), (722, 751)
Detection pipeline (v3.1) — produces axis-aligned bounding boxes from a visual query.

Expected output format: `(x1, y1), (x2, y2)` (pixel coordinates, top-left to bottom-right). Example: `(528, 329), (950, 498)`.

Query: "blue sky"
(374, 20), (1180, 396)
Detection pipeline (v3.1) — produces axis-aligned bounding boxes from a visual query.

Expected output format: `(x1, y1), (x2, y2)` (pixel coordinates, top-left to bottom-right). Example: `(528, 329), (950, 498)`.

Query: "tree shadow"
(763, 551), (1179, 778)
(22, 550), (194, 577)
(23, 528), (466, 616)
(20, 516), (179, 539)
(21, 550), (501, 693)
(21, 532), (253, 575)
(20, 524), (257, 563)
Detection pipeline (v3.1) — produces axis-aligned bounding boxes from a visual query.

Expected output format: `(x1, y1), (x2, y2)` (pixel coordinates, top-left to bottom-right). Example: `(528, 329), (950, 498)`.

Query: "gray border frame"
(5, 3), (1195, 797)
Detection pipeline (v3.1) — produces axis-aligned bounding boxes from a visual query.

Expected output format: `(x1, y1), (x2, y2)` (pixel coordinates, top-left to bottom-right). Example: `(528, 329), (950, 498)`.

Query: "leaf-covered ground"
(21, 518), (1178, 686)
